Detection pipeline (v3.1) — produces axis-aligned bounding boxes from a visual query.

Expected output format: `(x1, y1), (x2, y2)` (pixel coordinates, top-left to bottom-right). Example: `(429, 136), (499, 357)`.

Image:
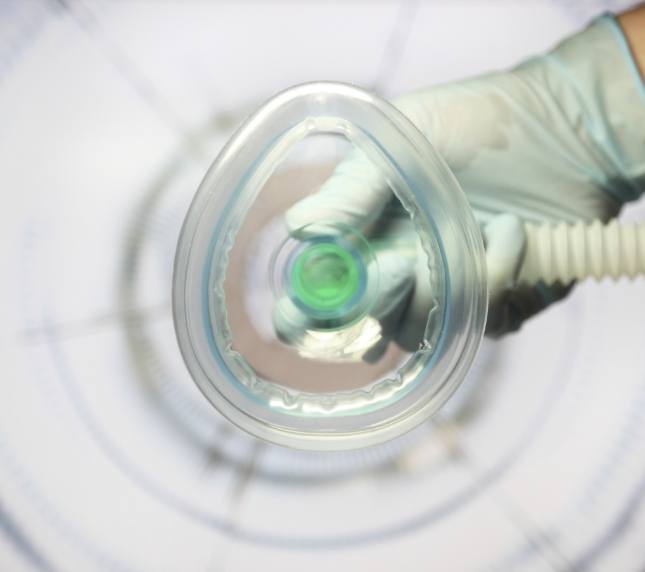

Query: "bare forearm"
(618, 4), (645, 80)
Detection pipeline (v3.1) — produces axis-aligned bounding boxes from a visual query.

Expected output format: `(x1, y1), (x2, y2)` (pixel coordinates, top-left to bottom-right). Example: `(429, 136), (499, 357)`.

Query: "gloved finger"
(285, 148), (393, 237)
(272, 295), (311, 348)
(360, 249), (415, 363)
(283, 90), (450, 240)
(482, 213), (526, 336)
(359, 215), (417, 362)
(367, 218), (417, 322)
(394, 214), (526, 350)
(483, 215), (576, 337)
(392, 239), (436, 353)
(272, 296), (382, 361)
(483, 214), (526, 304)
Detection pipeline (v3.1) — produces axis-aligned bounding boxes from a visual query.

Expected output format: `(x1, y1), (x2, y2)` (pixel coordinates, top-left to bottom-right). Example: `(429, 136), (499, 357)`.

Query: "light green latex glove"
(276, 14), (645, 355)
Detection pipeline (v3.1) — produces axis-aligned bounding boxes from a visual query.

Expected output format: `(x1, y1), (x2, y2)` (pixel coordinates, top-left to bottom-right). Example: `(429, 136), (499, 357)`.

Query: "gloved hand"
(276, 14), (645, 355)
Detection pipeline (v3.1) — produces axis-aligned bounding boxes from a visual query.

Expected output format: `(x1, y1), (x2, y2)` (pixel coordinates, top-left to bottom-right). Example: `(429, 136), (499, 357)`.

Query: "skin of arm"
(618, 4), (645, 80)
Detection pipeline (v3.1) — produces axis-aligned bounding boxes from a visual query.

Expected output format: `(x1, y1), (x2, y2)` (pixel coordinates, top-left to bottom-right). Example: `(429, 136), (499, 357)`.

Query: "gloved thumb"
(285, 149), (392, 237)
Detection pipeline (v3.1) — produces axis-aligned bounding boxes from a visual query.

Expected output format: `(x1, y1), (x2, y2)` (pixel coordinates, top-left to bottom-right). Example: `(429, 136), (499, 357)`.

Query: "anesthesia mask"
(172, 82), (644, 451)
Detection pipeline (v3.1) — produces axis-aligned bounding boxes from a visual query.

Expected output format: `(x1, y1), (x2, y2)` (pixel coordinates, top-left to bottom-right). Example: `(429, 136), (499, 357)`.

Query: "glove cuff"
(542, 14), (645, 204)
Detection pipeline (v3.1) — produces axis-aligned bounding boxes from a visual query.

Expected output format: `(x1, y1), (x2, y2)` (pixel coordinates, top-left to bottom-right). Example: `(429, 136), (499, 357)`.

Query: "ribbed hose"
(518, 220), (645, 285)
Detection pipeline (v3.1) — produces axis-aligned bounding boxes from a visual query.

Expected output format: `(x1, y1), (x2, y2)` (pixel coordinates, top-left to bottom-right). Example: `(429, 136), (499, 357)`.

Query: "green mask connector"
(290, 242), (361, 312)
(269, 222), (378, 333)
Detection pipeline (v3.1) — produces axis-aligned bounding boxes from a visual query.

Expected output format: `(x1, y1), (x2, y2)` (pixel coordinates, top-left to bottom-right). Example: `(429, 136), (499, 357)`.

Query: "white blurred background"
(2, 1), (645, 570)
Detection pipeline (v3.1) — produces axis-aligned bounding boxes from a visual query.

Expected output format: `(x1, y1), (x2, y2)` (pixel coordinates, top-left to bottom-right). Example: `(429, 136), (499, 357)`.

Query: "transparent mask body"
(173, 82), (487, 450)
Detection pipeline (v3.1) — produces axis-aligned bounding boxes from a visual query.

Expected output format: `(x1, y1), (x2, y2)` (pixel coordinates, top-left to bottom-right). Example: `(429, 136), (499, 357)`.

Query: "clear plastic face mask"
(173, 82), (487, 450)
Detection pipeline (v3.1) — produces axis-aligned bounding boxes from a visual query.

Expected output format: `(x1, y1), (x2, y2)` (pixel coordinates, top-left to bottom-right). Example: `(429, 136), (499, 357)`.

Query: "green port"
(291, 243), (361, 312)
